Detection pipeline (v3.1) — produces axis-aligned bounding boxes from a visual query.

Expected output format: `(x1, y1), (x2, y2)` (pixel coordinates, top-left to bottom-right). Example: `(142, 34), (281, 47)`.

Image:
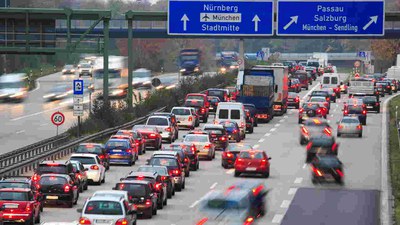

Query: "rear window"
(76, 145), (102, 154)
(341, 118), (359, 123)
(116, 183), (147, 197)
(187, 96), (204, 101)
(147, 117), (169, 126)
(218, 109), (229, 119)
(331, 77), (338, 84)
(184, 135), (208, 143)
(84, 200), (123, 215)
(310, 138), (334, 147)
(348, 106), (363, 112)
(363, 96), (377, 103)
(105, 140), (129, 149)
(239, 152), (264, 159)
(0, 191), (28, 201)
(204, 129), (224, 135)
(231, 110), (240, 119)
(323, 77), (330, 84)
(137, 167), (167, 175)
(149, 158), (178, 167)
(316, 157), (341, 168)
(40, 176), (67, 185)
(222, 122), (236, 128)
(226, 145), (252, 152)
(184, 100), (204, 107)
(0, 182), (30, 189)
(172, 108), (191, 115)
(37, 164), (67, 174)
(70, 157), (96, 165)
(208, 90), (223, 97)
(288, 92), (298, 98)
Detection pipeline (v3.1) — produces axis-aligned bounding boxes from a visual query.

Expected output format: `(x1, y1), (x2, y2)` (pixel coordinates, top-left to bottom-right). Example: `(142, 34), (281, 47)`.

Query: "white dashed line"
(264, 133), (271, 137)
(270, 128), (277, 132)
(272, 214), (284, 223)
(189, 200), (199, 208)
(253, 144), (260, 149)
(280, 200), (291, 208)
(226, 169), (234, 174)
(210, 182), (218, 189)
(258, 138), (265, 143)
(330, 114), (334, 117)
(302, 164), (307, 169)
(294, 177), (303, 184)
(16, 130), (25, 134)
(288, 188), (297, 195)
(284, 115), (288, 119)
(279, 119), (285, 122)
(274, 124), (281, 127)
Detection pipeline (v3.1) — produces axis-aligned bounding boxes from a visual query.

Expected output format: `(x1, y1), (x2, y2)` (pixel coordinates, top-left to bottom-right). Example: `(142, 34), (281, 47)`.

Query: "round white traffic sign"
(354, 61), (361, 68)
(51, 112), (65, 126)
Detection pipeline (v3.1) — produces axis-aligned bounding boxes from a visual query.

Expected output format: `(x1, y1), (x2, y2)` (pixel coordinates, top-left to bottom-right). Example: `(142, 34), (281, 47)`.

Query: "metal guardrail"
(0, 106), (166, 177)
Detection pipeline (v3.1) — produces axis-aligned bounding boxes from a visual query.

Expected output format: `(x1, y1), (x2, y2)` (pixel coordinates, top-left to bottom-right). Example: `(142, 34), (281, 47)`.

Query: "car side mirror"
(112, 187), (116, 190)
(77, 208), (83, 213)
(183, 135), (186, 138)
(177, 121), (181, 124)
(197, 150), (200, 153)
(146, 159), (150, 164)
(268, 157), (272, 160)
(69, 173), (75, 177)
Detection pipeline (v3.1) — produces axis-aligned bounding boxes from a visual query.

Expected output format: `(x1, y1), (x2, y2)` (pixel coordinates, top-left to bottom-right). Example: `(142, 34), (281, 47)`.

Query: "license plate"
(288, 99), (293, 102)
(4, 204), (18, 209)
(367, 106), (373, 109)
(46, 196), (58, 200)
(210, 107), (214, 110)
(317, 149), (327, 154)
(113, 149), (122, 152)
(324, 174), (333, 179)
(246, 167), (257, 171)
(96, 220), (111, 223)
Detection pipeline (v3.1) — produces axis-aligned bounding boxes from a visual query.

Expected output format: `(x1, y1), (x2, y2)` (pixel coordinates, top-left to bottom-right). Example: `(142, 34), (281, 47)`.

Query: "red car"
(116, 130), (146, 155)
(185, 93), (210, 122)
(0, 188), (41, 225)
(234, 150), (271, 178)
(132, 125), (162, 150)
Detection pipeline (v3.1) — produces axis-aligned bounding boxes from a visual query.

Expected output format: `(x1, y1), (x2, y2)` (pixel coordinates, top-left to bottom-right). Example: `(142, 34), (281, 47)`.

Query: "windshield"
(40, 176), (67, 186)
(94, 70), (121, 79)
(76, 145), (102, 154)
(221, 122), (236, 128)
(0, 191), (28, 201)
(84, 201), (123, 215)
(149, 158), (178, 167)
(147, 117), (169, 126)
(184, 135), (208, 142)
(172, 108), (191, 115)
(181, 55), (198, 61)
(0, 182), (30, 189)
(70, 157), (96, 165)
(0, 81), (25, 89)
(310, 138), (334, 147)
(105, 140), (129, 149)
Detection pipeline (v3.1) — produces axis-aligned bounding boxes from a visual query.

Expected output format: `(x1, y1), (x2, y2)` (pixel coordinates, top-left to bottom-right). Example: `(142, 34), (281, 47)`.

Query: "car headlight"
(180, 69), (186, 72)
(62, 69), (66, 73)
(71, 69), (75, 72)
(220, 67), (226, 72)
(10, 92), (24, 98)
(43, 93), (56, 99)
(194, 67), (199, 72)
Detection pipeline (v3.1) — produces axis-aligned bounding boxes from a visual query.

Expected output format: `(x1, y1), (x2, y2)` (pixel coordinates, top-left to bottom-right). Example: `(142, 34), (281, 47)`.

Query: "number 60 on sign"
(51, 112), (65, 126)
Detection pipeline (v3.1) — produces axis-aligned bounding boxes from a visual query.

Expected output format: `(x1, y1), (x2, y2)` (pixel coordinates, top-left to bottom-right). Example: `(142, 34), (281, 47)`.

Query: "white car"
(70, 153), (106, 185)
(171, 107), (196, 129)
(92, 190), (129, 203)
(77, 195), (137, 225)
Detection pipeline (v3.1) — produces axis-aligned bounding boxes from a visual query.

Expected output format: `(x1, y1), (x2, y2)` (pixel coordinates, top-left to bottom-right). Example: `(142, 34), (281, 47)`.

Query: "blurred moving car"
(0, 73), (28, 103)
(43, 84), (73, 102)
(306, 135), (338, 162)
(62, 65), (76, 75)
(299, 118), (332, 145)
(298, 102), (328, 123)
(132, 68), (152, 89)
(311, 155), (344, 185)
(337, 116), (363, 137)
(78, 63), (93, 77)
(234, 150), (271, 178)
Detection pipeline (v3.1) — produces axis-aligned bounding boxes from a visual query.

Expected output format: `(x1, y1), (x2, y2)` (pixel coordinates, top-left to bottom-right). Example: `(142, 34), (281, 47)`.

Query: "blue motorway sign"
(73, 80), (84, 95)
(168, 0), (274, 36)
(277, 0), (384, 36)
(0, 0), (10, 7)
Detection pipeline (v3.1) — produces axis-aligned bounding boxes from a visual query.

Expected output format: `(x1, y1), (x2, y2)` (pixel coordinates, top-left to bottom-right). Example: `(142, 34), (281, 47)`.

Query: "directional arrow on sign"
(181, 14), (189, 31)
(252, 15), (260, 32)
(363, 16), (378, 30)
(283, 16), (298, 30)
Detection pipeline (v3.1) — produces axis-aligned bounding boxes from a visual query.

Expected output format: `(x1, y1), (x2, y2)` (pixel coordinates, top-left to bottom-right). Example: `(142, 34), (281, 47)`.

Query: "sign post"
(168, 0), (274, 36)
(277, 0), (384, 36)
(73, 79), (84, 137)
(51, 111), (65, 136)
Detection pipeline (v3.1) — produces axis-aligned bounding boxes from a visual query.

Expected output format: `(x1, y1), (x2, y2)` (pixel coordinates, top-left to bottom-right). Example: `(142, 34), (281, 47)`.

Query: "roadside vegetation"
(388, 95), (400, 223)
(67, 73), (236, 138)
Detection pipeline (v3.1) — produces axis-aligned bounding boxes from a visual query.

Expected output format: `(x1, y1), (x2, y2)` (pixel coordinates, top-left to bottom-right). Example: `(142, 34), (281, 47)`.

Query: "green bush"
(389, 95), (400, 224)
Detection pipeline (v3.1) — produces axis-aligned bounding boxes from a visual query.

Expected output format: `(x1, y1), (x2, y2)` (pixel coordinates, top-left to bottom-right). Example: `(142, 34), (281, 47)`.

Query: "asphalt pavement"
(24, 72), (386, 225)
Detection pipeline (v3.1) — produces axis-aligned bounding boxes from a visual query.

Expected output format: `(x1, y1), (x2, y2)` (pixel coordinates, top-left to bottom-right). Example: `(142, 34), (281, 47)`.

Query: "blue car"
(219, 121), (241, 142)
(105, 139), (136, 166)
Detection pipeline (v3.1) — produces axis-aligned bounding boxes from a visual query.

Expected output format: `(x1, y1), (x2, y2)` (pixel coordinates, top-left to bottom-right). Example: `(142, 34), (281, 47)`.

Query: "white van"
(321, 73), (340, 89)
(215, 102), (246, 139)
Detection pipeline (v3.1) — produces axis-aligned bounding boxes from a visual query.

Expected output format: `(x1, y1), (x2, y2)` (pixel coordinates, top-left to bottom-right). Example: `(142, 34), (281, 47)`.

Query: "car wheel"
(164, 195), (168, 206)
(263, 171), (270, 178)
(74, 193), (79, 205)
(377, 108), (380, 113)
(234, 171), (240, 177)
(146, 208), (153, 219)
(196, 162), (200, 170)
(295, 105), (299, 109)
(67, 201), (73, 208)
(175, 183), (182, 191)
(222, 162), (228, 169)
(185, 169), (190, 177)
(26, 215), (34, 225)
(172, 187), (176, 196)
(359, 133), (362, 138)
(157, 199), (163, 209)
(306, 153), (313, 163)
(106, 163), (110, 171)
(362, 121), (366, 125)
(312, 178), (317, 184)
(337, 133), (341, 137)
(152, 205), (157, 215)
(249, 127), (254, 134)
(203, 117), (208, 123)
(298, 119), (302, 124)
(84, 181), (88, 190)
(35, 212), (41, 223)
(182, 180), (186, 189)
(101, 174), (105, 183)
(306, 86), (309, 90)
(300, 138), (305, 145)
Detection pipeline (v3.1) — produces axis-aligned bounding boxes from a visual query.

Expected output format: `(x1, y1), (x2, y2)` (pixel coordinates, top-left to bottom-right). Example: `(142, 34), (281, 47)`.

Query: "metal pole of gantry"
(103, 18), (110, 102)
(127, 18), (133, 108)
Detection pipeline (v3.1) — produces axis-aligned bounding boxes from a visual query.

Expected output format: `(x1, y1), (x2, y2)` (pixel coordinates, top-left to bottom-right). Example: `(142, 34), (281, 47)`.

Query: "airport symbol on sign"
(168, 0), (274, 36)
(277, 0), (384, 36)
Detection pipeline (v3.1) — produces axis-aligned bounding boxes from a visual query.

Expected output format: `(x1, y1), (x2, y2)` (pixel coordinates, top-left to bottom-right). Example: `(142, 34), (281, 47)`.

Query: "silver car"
(337, 116), (363, 137)
(183, 134), (215, 160)
(146, 116), (175, 143)
(77, 195), (137, 225)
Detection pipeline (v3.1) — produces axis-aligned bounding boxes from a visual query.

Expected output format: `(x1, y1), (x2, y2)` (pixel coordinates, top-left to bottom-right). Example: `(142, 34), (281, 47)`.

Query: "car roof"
(0, 188), (31, 192)
(71, 153), (98, 158)
(88, 195), (125, 202)
(138, 165), (168, 170)
(151, 155), (176, 159)
(107, 139), (129, 143)
(148, 115), (169, 119)
(172, 107), (192, 110)
(203, 124), (224, 129)
(118, 180), (150, 185)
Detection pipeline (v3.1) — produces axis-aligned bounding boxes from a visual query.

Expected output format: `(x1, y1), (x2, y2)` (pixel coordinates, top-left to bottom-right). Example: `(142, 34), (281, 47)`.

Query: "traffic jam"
(0, 61), (396, 225)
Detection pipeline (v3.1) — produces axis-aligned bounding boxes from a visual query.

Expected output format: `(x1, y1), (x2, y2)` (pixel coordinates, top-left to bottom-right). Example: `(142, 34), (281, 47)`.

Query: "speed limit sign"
(51, 112), (65, 126)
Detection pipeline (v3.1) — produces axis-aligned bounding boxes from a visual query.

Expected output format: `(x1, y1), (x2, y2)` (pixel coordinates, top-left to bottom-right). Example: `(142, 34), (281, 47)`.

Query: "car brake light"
(127, 149), (132, 153)
(332, 143), (337, 151)
(90, 165), (99, 170)
(357, 124), (362, 130)
(326, 97), (330, 101)
(32, 174), (39, 182)
(306, 142), (312, 151)
(336, 169), (344, 177)
(376, 102), (380, 106)
(240, 122), (245, 128)
(188, 116), (193, 122)
(191, 146), (196, 154)
(25, 204), (31, 212)
(115, 218), (128, 225)
(388, 85), (391, 88)
(145, 199), (152, 206)
(225, 152), (233, 158)
(344, 110), (348, 115)
(362, 110), (367, 115)
(244, 217), (254, 225)
(260, 159), (267, 166)
(295, 97), (299, 102)
(161, 176), (168, 181)
(312, 166), (323, 176)
(204, 144), (211, 148)
(201, 108), (206, 113)
(78, 174), (82, 179)
(184, 158), (189, 163)
(64, 184), (71, 193)
(149, 133), (157, 138)
(155, 183), (162, 190)
(135, 140), (140, 146)
(220, 136), (227, 141)
(233, 129), (238, 134)
(317, 109), (321, 113)
(79, 218), (91, 225)
(301, 127), (308, 134)
(324, 128), (332, 136)
(165, 127), (172, 132)
(172, 169), (181, 176)
(196, 218), (209, 225)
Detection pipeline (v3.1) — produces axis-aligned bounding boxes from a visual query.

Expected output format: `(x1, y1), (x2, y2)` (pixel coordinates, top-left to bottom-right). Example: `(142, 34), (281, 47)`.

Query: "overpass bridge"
(277, 53), (373, 61)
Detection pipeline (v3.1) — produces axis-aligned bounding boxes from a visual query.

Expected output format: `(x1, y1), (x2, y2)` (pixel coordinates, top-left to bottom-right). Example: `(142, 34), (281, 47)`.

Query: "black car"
(300, 118), (331, 145)
(288, 78), (301, 93)
(207, 96), (220, 113)
(206, 88), (229, 102)
(121, 171), (167, 210)
(375, 82), (386, 97)
(33, 160), (79, 188)
(160, 147), (191, 177)
(243, 103), (258, 126)
(344, 104), (367, 125)
(311, 155), (344, 185)
(147, 155), (185, 191)
(378, 81), (392, 95)
(287, 92), (300, 109)
(166, 142), (200, 171)
(70, 161), (89, 193)
(221, 143), (253, 169)
(0, 176), (44, 212)
(114, 180), (158, 218)
(244, 109), (254, 133)
(298, 102), (328, 124)
(137, 165), (175, 198)
(39, 174), (79, 208)
(306, 135), (338, 162)
(309, 90), (330, 102)
(75, 143), (110, 170)
(363, 96), (380, 113)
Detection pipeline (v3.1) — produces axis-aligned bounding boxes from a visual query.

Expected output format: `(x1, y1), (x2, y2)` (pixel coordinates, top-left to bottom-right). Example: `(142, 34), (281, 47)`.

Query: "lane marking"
(189, 200), (199, 208)
(280, 200), (291, 208)
(294, 177), (303, 184)
(284, 115), (288, 119)
(264, 133), (271, 137)
(272, 214), (284, 223)
(330, 114), (334, 117)
(226, 169), (234, 174)
(16, 130), (25, 134)
(10, 106), (66, 121)
(270, 128), (276, 132)
(279, 119), (285, 122)
(302, 83), (320, 100)
(275, 123), (281, 127)
(288, 188), (297, 195)
(253, 144), (260, 148)
(258, 138), (265, 143)
(210, 182), (218, 189)
(302, 164), (307, 169)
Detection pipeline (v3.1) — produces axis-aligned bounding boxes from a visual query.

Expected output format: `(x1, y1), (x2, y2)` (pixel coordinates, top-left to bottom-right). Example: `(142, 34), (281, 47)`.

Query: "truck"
(236, 66), (277, 122)
(348, 77), (376, 97)
(217, 51), (239, 74)
(179, 49), (202, 76)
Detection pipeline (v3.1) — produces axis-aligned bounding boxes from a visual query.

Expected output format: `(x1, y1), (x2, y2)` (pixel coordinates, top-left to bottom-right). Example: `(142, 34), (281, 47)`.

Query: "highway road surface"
(21, 72), (387, 224)
(0, 72), (181, 153)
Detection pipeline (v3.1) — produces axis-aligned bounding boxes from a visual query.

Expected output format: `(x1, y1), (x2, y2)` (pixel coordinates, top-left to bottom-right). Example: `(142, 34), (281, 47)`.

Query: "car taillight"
(155, 183), (163, 190)
(301, 127), (308, 134)
(135, 140), (140, 146)
(306, 142), (312, 151)
(161, 176), (168, 181)
(201, 108), (206, 113)
(188, 116), (193, 122)
(115, 218), (128, 225)
(149, 133), (157, 138)
(362, 110), (367, 115)
(78, 174), (82, 179)
(357, 124), (362, 130)
(79, 218), (91, 225)
(204, 144), (211, 149)
(317, 109), (321, 113)
(233, 129), (238, 134)
(240, 122), (245, 128)
(90, 165), (99, 170)
(99, 155), (105, 159)
(64, 184), (71, 193)
(338, 124), (344, 129)
(388, 85), (391, 88)
(260, 159), (267, 166)
(191, 146), (196, 154)
(127, 149), (132, 153)
(336, 169), (344, 177)
(25, 203), (31, 212)
(295, 97), (299, 102)
(244, 217), (254, 225)
(324, 127), (332, 136)
(344, 110), (348, 115)
(145, 199), (152, 206)
(165, 127), (172, 132)
(324, 102), (328, 107)
(184, 158), (189, 163)
(32, 174), (40, 182)
(299, 108), (304, 113)
(196, 218), (209, 225)
(220, 136), (227, 141)
(326, 97), (330, 101)
(332, 143), (337, 151)
(224, 152), (233, 158)
(312, 166), (323, 176)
